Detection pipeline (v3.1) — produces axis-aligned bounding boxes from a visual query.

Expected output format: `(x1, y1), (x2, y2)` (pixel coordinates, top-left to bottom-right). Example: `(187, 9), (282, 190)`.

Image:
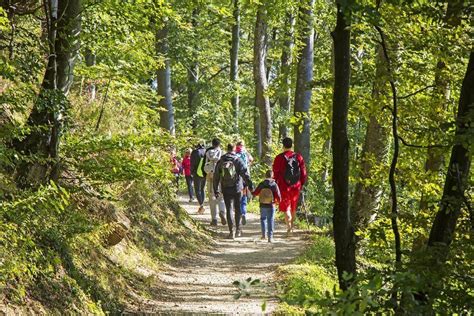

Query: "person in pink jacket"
(181, 148), (194, 202)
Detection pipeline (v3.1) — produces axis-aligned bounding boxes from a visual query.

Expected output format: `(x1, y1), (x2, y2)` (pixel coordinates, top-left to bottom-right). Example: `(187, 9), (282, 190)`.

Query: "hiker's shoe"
(210, 219), (218, 226)
(241, 215), (247, 225)
(189, 198), (193, 203)
(260, 236), (266, 240)
(236, 229), (242, 237)
(268, 237), (274, 243)
(226, 232), (235, 240)
(219, 214), (227, 225)
(286, 227), (292, 237)
(197, 206), (205, 214)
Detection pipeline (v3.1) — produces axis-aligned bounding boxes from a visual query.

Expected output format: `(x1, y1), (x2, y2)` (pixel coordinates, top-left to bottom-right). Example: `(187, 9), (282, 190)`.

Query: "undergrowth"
(0, 179), (209, 314)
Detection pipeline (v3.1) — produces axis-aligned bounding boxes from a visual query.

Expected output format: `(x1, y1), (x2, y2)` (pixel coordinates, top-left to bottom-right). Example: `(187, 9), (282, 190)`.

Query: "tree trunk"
(427, 51), (474, 249)
(254, 108), (262, 158)
(266, 28), (277, 83)
(278, 12), (295, 140)
(187, 9), (199, 130)
(419, 62), (448, 212)
(85, 48), (96, 101)
(14, 0), (81, 188)
(320, 138), (331, 183)
(230, 0), (240, 131)
(156, 21), (175, 135)
(331, 2), (356, 291)
(351, 44), (389, 230)
(253, 5), (272, 165)
(294, 0), (314, 167)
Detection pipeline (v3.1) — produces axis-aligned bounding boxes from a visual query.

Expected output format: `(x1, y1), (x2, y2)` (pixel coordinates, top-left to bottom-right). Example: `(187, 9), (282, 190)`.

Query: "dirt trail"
(134, 196), (307, 315)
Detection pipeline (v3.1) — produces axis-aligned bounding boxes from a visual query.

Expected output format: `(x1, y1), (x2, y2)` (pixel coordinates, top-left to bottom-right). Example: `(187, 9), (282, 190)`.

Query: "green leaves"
(233, 277), (263, 299)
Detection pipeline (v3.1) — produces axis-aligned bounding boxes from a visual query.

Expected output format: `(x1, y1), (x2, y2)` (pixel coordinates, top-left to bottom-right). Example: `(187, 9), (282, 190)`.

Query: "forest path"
(134, 195), (308, 315)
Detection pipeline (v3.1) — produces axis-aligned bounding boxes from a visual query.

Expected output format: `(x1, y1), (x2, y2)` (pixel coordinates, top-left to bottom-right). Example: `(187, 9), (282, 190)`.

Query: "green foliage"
(278, 233), (337, 311)
(1, 0), (472, 313)
(0, 183), (97, 302)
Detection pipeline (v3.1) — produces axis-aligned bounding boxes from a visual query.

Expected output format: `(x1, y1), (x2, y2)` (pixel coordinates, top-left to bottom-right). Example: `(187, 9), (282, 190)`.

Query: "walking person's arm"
(237, 158), (253, 191)
(213, 161), (221, 197)
(190, 151), (197, 175)
(201, 148), (209, 177)
(246, 150), (254, 165)
(252, 182), (263, 196)
(298, 154), (308, 186)
(273, 183), (281, 203)
(272, 155), (284, 184)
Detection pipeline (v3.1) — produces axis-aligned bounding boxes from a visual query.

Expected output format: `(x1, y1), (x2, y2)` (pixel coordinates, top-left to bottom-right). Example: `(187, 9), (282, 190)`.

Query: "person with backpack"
(190, 143), (206, 214)
(235, 140), (254, 226)
(213, 143), (253, 239)
(181, 148), (194, 202)
(252, 170), (281, 243)
(202, 138), (227, 226)
(272, 137), (307, 235)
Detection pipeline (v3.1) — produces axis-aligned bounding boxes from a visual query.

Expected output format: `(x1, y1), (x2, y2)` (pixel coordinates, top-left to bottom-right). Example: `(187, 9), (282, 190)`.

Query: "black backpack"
(283, 153), (301, 185)
(221, 158), (238, 188)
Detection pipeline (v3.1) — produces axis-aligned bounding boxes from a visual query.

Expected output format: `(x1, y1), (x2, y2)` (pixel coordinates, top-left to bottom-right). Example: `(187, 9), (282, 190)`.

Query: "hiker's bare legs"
(285, 209), (292, 233)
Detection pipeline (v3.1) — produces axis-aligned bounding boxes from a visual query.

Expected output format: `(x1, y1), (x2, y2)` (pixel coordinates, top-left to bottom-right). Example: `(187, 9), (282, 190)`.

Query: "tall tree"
(419, 0), (464, 214)
(230, 0), (240, 131)
(331, 1), (356, 290)
(187, 9), (199, 130)
(427, 51), (473, 249)
(278, 12), (295, 140)
(418, 61), (448, 213)
(294, 0), (314, 167)
(156, 20), (175, 135)
(351, 44), (389, 230)
(253, 4), (272, 165)
(14, 0), (81, 187)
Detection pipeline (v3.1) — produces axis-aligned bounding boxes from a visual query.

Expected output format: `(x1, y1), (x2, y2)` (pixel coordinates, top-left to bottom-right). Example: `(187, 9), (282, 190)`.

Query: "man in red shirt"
(272, 137), (307, 235)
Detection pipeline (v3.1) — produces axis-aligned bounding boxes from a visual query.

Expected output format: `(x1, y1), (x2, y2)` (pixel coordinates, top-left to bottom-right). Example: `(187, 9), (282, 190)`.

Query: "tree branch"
(398, 85), (436, 100)
(398, 136), (449, 149)
(374, 23), (402, 270)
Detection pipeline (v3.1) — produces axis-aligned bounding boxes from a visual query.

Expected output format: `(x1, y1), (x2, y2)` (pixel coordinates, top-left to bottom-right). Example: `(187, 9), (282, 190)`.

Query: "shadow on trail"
(140, 195), (308, 314)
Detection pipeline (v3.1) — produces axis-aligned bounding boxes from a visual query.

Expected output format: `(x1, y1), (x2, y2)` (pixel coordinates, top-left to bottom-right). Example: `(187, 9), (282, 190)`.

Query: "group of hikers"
(170, 137), (307, 242)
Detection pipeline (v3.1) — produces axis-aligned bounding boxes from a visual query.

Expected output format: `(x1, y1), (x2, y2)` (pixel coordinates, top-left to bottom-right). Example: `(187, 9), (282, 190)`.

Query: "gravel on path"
(130, 196), (308, 315)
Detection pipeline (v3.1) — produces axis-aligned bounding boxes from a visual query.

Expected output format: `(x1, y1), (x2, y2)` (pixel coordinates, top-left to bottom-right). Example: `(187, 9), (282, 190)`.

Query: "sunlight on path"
(130, 196), (308, 315)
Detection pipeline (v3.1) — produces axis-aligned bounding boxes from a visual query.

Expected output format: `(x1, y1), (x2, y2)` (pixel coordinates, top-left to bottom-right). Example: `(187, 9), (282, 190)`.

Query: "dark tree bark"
(278, 12), (295, 140)
(294, 0), (314, 167)
(14, 0), (81, 188)
(253, 4), (272, 165)
(187, 9), (199, 130)
(351, 45), (389, 230)
(230, 0), (240, 131)
(85, 48), (96, 101)
(156, 21), (175, 135)
(375, 25), (402, 267)
(428, 51), (474, 248)
(331, 2), (356, 290)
